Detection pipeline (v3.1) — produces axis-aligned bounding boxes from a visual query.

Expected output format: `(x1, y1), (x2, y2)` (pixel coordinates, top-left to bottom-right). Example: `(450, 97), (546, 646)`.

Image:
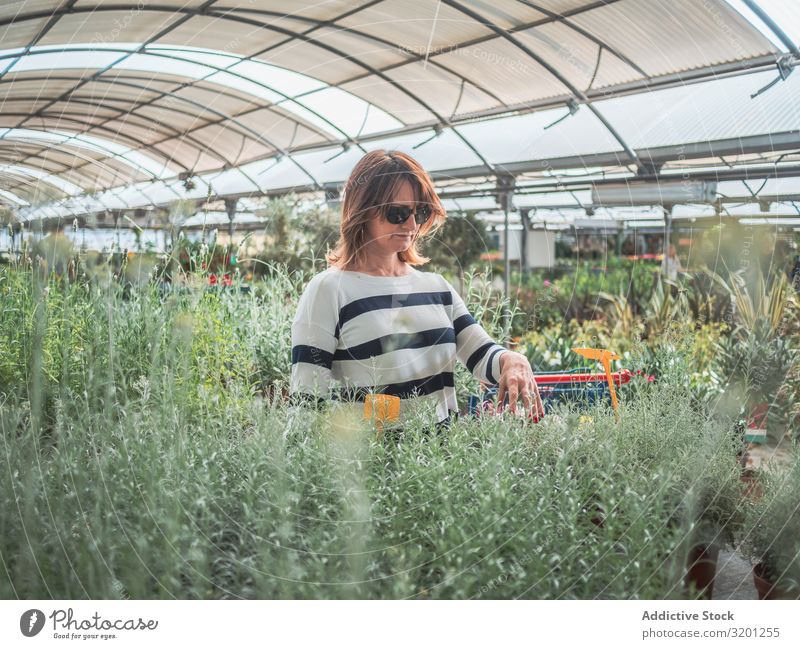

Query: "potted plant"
(678, 429), (745, 599)
(712, 269), (797, 443)
(616, 345), (747, 599)
(740, 449), (800, 599)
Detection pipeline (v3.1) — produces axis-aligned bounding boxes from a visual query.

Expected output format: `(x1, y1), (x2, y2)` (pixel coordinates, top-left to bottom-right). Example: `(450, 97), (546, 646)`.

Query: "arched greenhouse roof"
(1, 0), (799, 226)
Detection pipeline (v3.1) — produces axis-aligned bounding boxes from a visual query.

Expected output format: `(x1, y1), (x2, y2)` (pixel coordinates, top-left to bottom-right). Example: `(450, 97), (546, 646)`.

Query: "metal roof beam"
(0, 0), (778, 117)
(513, 0), (649, 81)
(0, 46), (347, 145)
(0, 0), (79, 81)
(0, 5), (496, 178)
(0, 145), (125, 183)
(441, 0), (641, 172)
(217, 2), (507, 110)
(742, 0), (800, 58)
(0, 88), (249, 171)
(1, 51), (782, 158)
(2, 129), (172, 182)
(1, 1), (228, 191)
(6, 1), (223, 129)
(0, 0), (611, 120)
(0, 112), (202, 173)
(203, 134), (800, 201)
(1, 75), (324, 192)
(282, 0), (623, 97)
(183, 6), (498, 176)
(28, 104), (226, 166)
(0, 49), (364, 149)
(0, 144), (150, 192)
(0, 171), (67, 202)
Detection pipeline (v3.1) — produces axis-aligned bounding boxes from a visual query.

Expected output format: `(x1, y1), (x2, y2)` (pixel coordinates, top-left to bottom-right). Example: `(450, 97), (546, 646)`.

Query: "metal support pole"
(741, 0), (800, 58)
(519, 208), (530, 272)
(323, 184), (341, 209)
(504, 205), (510, 298)
(662, 205), (673, 276)
(225, 197), (237, 243)
(497, 174), (515, 340)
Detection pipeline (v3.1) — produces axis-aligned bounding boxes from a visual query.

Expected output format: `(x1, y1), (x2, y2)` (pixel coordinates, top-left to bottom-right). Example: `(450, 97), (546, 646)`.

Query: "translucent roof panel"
(1, 0), (796, 216)
(37, 8), (170, 47)
(4, 43), (403, 140)
(0, 128), (178, 178)
(440, 196), (498, 213)
(672, 205), (718, 218)
(150, 13), (314, 58)
(597, 69), (800, 149)
(229, 128), (490, 194)
(412, 46), (570, 110)
(130, 182), (181, 207)
(182, 212), (262, 228)
(204, 168), (262, 197)
(0, 164), (83, 196)
(718, 176), (800, 198)
(241, 149), (353, 193)
(724, 0), (800, 51)
(566, 0), (777, 82)
(363, 129), (485, 173)
(0, 187), (29, 206)
(727, 201), (800, 216)
(515, 190), (592, 209)
(457, 107), (623, 165)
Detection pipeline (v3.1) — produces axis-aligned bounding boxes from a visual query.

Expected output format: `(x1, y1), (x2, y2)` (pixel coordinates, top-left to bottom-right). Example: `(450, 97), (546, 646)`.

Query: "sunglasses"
(384, 203), (433, 225)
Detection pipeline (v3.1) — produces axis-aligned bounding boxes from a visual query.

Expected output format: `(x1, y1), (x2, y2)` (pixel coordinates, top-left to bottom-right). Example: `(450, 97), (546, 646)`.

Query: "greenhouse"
(1, 0), (799, 610)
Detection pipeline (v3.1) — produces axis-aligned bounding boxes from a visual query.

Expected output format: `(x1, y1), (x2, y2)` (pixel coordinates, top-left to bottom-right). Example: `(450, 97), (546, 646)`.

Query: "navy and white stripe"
(290, 267), (506, 424)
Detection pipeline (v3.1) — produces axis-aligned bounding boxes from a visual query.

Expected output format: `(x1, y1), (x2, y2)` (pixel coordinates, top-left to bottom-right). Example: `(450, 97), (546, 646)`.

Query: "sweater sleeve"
(290, 273), (339, 401)
(446, 279), (508, 385)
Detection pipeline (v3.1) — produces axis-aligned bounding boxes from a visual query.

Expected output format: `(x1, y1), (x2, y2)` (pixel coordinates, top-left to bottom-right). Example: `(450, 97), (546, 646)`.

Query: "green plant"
(0, 265), (751, 599)
(169, 237), (234, 276)
(708, 268), (798, 436)
(249, 196), (339, 276)
(740, 449), (800, 594)
(508, 261), (659, 335)
(684, 270), (731, 325)
(644, 277), (691, 340)
(421, 212), (488, 292)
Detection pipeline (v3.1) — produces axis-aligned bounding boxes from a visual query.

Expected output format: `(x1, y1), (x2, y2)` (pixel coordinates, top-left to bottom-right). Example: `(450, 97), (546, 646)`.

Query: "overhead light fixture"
(592, 180), (717, 206)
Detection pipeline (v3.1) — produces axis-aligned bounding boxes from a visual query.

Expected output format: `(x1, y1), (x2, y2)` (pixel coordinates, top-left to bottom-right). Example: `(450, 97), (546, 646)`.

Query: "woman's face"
(362, 180), (420, 257)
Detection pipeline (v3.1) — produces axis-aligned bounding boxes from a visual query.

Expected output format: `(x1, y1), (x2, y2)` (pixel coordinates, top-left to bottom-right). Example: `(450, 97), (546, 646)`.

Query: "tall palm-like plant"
(595, 290), (638, 341)
(711, 267), (790, 338)
(685, 270), (731, 325)
(644, 277), (691, 339)
(710, 267), (798, 437)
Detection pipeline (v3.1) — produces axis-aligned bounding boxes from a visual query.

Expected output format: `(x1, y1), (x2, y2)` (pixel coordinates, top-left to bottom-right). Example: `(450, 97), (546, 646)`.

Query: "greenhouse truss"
(0, 0), (799, 230)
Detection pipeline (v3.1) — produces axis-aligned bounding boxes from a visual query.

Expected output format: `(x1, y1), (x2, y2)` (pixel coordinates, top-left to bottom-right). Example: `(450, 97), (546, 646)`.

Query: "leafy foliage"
(740, 450), (800, 590)
(0, 265), (753, 599)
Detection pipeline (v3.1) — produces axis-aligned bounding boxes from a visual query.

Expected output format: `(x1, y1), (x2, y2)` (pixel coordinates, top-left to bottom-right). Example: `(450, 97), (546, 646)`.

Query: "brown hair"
(326, 150), (446, 270)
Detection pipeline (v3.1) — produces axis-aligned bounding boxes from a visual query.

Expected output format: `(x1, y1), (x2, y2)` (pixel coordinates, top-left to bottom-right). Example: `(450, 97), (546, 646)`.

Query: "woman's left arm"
(497, 350), (544, 418)
(446, 280), (544, 418)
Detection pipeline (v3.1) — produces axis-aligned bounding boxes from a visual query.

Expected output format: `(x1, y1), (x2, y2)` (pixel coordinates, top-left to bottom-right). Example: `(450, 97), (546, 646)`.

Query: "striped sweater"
(290, 266), (507, 425)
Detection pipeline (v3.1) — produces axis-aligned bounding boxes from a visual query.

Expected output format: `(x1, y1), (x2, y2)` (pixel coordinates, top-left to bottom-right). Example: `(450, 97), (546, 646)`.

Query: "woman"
(290, 150), (543, 430)
(662, 244), (683, 281)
